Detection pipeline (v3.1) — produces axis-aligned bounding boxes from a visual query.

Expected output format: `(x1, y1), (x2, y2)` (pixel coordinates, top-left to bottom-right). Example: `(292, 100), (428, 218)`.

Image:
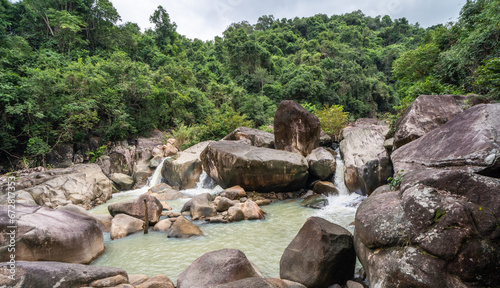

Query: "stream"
(90, 150), (365, 282)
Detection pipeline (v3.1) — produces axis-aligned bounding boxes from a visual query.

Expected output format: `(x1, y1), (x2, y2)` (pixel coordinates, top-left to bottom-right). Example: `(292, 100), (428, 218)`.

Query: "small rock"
(216, 197), (235, 212)
(129, 274), (149, 286)
(153, 219), (173, 232)
(346, 280), (369, 288)
(168, 216), (204, 238)
(110, 214), (144, 240)
(166, 211), (181, 218)
(160, 201), (172, 211)
(136, 275), (175, 288)
(228, 206), (245, 222)
(109, 173), (135, 190)
(255, 199), (271, 206)
(313, 181), (339, 196)
(301, 194), (328, 209)
(149, 156), (164, 168)
(89, 275), (128, 287)
(237, 200), (265, 220)
(220, 185), (247, 200)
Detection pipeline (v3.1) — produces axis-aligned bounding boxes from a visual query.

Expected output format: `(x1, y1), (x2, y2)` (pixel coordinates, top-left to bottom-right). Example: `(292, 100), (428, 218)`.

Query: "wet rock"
(340, 119), (392, 195)
(108, 194), (163, 224)
(301, 194), (328, 209)
(180, 193), (216, 220)
(393, 95), (470, 150)
(168, 216), (203, 238)
(306, 147), (337, 180)
(177, 249), (262, 288)
(201, 141), (309, 192)
(0, 204), (104, 264)
(223, 127), (275, 148)
(313, 181), (339, 196)
(0, 261), (127, 288)
(161, 141), (214, 190)
(89, 274), (128, 287)
(109, 173), (135, 190)
(149, 156), (164, 168)
(220, 185), (247, 200)
(280, 217), (356, 287)
(0, 164), (112, 210)
(153, 219), (173, 232)
(274, 100), (321, 156)
(255, 199), (272, 206)
(110, 214), (144, 240)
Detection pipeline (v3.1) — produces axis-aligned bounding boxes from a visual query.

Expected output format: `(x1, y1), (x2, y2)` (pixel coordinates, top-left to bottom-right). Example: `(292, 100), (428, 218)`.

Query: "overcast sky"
(110, 0), (466, 41)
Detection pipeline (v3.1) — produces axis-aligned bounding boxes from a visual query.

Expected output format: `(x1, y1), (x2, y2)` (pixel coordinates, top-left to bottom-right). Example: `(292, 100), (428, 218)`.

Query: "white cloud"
(110, 0), (466, 41)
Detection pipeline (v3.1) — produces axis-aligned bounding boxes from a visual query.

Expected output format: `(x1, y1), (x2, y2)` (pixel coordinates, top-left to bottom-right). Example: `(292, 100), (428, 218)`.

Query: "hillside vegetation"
(0, 0), (498, 167)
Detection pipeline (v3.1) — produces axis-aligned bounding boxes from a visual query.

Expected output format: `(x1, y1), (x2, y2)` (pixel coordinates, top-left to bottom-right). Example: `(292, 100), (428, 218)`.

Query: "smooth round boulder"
(228, 206), (245, 222)
(217, 197), (235, 212)
(237, 199), (265, 220)
(177, 249), (263, 288)
(220, 185), (247, 200)
(306, 147), (337, 180)
(108, 194), (163, 224)
(0, 204), (104, 264)
(201, 141), (309, 192)
(110, 214), (144, 240)
(313, 181), (339, 196)
(153, 219), (173, 232)
(109, 173), (135, 190)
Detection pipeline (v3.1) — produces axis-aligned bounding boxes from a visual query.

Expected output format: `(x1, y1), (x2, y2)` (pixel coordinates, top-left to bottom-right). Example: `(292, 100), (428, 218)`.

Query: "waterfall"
(333, 148), (350, 195)
(181, 171), (223, 197)
(147, 157), (168, 188)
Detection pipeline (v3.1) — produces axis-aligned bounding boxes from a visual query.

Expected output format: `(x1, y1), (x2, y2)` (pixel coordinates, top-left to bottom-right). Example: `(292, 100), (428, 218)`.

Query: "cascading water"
(147, 157), (168, 187)
(90, 148), (364, 282)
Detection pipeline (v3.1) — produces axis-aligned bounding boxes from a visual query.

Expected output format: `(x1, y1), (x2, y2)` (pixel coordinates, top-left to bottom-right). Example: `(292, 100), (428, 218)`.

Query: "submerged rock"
(201, 141), (309, 192)
(280, 217), (356, 287)
(0, 204), (104, 264)
(177, 249), (263, 288)
(274, 100), (321, 156)
(0, 261), (128, 288)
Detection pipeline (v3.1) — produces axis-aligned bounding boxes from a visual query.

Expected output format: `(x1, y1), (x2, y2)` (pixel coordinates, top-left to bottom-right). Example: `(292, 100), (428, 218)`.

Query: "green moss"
(434, 208), (447, 222)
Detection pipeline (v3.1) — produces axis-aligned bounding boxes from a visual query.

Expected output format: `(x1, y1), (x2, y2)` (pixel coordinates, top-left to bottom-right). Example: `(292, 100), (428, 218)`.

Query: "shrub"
(315, 105), (349, 142)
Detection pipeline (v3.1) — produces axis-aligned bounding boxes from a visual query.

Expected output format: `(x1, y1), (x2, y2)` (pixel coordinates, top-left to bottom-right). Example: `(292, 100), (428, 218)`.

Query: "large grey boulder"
(223, 127), (275, 148)
(280, 217), (356, 287)
(355, 169), (500, 287)
(0, 261), (128, 288)
(108, 194), (163, 224)
(274, 100), (320, 156)
(340, 119), (392, 195)
(306, 147), (336, 180)
(162, 141), (214, 190)
(0, 163), (112, 209)
(391, 103), (500, 174)
(393, 95), (470, 150)
(177, 249), (263, 288)
(201, 141), (309, 192)
(0, 204), (104, 264)
(110, 173), (135, 190)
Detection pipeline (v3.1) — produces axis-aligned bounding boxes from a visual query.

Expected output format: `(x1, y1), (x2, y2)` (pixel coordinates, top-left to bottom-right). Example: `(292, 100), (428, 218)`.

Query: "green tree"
(315, 105), (349, 141)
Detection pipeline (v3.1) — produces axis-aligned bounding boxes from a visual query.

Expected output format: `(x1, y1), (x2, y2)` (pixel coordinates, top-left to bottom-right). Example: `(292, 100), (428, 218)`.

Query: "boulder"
(110, 214), (144, 240)
(223, 127), (275, 148)
(201, 141), (309, 192)
(313, 181), (339, 196)
(301, 194), (328, 209)
(0, 204), (104, 264)
(393, 95), (470, 150)
(93, 214), (113, 233)
(108, 194), (163, 224)
(220, 185), (247, 200)
(149, 156), (164, 168)
(168, 216), (204, 238)
(110, 173), (135, 190)
(55, 204), (111, 232)
(0, 261), (127, 288)
(391, 103), (500, 174)
(135, 275), (175, 288)
(280, 217), (356, 287)
(216, 277), (307, 288)
(355, 168), (500, 287)
(306, 147), (337, 180)
(180, 193), (216, 220)
(129, 274), (149, 286)
(274, 100), (321, 156)
(177, 249), (263, 288)
(237, 199), (265, 220)
(153, 219), (173, 232)
(152, 143), (178, 158)
(162, 141), (214, 190)
(228, 206), (245, 222)
(89, 274), (128, 287)
(0, 163), (112, 209)
(340, 119), (392, 195)
(217, 197), (235, 212)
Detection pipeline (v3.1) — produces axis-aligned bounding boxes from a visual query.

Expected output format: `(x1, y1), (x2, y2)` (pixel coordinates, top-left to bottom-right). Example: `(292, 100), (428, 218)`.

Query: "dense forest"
(0, 0), (499, 168)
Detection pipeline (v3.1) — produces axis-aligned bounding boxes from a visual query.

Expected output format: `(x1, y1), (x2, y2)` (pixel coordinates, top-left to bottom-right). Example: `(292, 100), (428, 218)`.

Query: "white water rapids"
(90, 151), (365, 282)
